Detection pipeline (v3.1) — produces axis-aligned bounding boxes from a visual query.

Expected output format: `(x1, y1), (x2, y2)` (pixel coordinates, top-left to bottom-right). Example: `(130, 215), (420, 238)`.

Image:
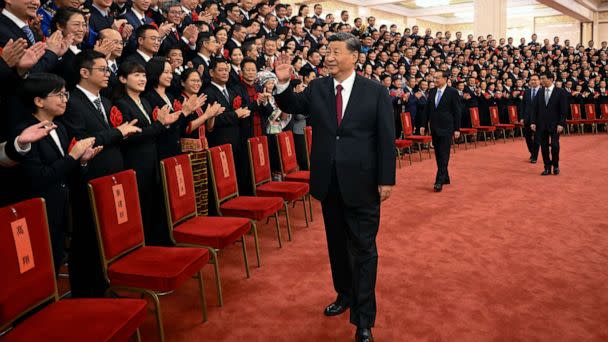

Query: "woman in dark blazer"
(51, 7), (88, 90)
(115, 61), (180, 246)
(19, 73), (101, 271)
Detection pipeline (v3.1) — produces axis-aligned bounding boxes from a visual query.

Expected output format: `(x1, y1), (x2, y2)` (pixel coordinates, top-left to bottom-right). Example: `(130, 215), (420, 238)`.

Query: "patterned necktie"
(532, 88), (536, 98)
(222, 88), (230, 103)
(545, 88), (550, 106)
(336, 84), (343, 126)
(22, 26), (36, 45)
(93, 98), (109, 126)
(435, 89), (442, 107)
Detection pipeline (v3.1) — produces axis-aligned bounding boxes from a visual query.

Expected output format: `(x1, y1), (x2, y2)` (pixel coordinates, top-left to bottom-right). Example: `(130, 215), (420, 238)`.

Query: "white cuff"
(181, 36), (196, 50)
(275, 82), (290, 94)
(0, 141), (17, 167)
(14, 137), (31, 155)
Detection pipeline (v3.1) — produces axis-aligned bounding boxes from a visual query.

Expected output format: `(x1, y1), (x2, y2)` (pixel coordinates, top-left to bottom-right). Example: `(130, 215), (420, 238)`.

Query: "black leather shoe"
(541, 169), (551, 176)
(433, 183), (443, 192)
(553, 167), (560, 175)
(355, 328), (373, 342)
(324, 301), (349, 316)
(530, 158), (537, 164)
(443, 179), (450, 185)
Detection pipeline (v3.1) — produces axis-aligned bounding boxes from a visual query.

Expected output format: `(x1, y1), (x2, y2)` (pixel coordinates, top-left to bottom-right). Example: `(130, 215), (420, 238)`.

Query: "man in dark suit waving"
(274, 32), (396, 342)
(531, 72), (568, 175)
(520, 74), (540, 163)
(420, 71), (461, 192)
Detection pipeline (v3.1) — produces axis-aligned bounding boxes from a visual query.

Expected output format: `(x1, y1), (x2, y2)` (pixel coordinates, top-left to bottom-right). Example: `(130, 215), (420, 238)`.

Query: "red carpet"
(139, 134), (608, 341)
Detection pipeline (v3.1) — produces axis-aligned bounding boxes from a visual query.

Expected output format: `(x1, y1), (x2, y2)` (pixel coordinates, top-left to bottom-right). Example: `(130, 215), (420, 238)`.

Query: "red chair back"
(489, 106), (500, 125)
(584, 104), (596, 120)
(88, 170), (145, 264)
(570, 104), (582, 120)
(207, 144), (238, 203)
(304, 126), (312, 156)
(0, 198), (56, 330)
(400, 112), (414, 136)
(247, 136), (272, 188)
(508, 106), (518, 124)
(470, 107), (481, 127)
(160, 154), (197, 226)
(276, 131), (299, 175)
(601, 103), (608, 119)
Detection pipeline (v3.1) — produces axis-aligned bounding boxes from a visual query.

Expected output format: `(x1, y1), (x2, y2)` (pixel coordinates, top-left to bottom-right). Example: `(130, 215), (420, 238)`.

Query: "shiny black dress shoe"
(355, 328), (373, 342)
(433, 183), (443, 192)
(324, 301), (349, 316)
(541, 169), (551, 176)
(443, 179), (450, 185)
(553, 167), (560, 175)
(530, 158), (537, 164)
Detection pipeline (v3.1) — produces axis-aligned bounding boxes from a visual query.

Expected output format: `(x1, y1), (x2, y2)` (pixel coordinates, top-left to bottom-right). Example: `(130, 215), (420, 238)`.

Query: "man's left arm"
(376, 85), (396, 201)
(558, 88), (568, 128)
(452, 88), (462, 132)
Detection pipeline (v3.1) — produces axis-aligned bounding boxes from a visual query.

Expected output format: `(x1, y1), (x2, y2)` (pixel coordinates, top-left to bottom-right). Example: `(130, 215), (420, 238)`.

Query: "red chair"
(207, 144), (286, 250)
(400, 112), (432, 160)
(0, 198), (147, 341)
(597, 103), (608, 133)
(248, 136), (310, 239)
(583, 103), (599, 134)
(489, 106), (515, 142)
(276, 131), (313, 221)
(304, 126), (312, 170)
(160, 154), (254, 307)
(88, 170), (210, 342)
(394, 138), (413, 168)
(508, 105), (524, 138)
(566, 104), (584, 134)
(457, 127), (478, 150)
(470, 107), (496, 145)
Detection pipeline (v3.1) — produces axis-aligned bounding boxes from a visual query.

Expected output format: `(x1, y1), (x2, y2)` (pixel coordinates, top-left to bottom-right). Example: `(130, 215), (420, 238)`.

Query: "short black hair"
(51, 7), (84, 33)
(75, 50), (107, 82)
(209, 57), (229, 71)
(327, 32), (360, 53)
(542, 71), (554, 80)
(196, 31), (213, 52)
(20, 73), (66, 114)
(241, 57), (257, 70)
(145, 56), (169, 91)
(135, 24), (157, 41)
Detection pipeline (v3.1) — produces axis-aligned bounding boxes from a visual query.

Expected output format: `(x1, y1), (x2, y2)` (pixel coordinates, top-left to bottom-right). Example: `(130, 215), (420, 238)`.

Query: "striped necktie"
(22, 26), (36, 45)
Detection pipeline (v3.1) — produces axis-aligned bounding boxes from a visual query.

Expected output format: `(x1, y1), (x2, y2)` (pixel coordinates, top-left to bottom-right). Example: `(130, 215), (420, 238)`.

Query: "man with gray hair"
(274, 32), (396, 342)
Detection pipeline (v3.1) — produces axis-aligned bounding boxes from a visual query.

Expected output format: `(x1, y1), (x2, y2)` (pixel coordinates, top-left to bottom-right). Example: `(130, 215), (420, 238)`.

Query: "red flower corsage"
(173, 99), (183, 111)
(192, 12), (199, 21)
(232, 95), (242, 109)
(152, 107), (159, 121)
(68, 137), (77, 153)
(110, 106), (123, 128)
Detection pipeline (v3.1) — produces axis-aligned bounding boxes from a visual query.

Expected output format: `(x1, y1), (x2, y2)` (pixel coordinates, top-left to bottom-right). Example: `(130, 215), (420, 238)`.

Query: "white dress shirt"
(2, 9), (27, 29)
(76, 85), (107, 119)
(137, 49), (153, 62)
(49, 129), (65, 156)
(544, 84), (554, 104)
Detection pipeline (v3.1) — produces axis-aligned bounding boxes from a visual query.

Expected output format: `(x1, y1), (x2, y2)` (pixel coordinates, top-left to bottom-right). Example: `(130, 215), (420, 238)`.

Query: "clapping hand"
(69, 137), (95, 160)
(117, 119), (141, 137)
(157, 105), (179, 125)
(16, 120), (57, 148)
(182, 94), (207, 115)
(274, 52), (293, 84)
(1, 38), (27, 68)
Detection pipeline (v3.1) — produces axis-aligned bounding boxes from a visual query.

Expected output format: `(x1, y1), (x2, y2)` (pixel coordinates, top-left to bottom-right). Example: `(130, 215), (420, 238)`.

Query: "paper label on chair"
(175, 164), (186, 197)
(112, 184), (128, 224)
(220, 151), (230, 178)
(285, 136), (292, 157)
(11, 218), (35, 274)
(257, 144), (265, 166)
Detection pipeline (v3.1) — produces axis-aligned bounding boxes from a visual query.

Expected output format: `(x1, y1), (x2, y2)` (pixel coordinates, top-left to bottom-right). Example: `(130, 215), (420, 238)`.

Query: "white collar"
(92, 3), (110, 17)
(197, 52), (210, 63)
(76, 85), (101, 102)
(181, 5), (191, 15)
(137, 49), (153, 62)
(545, 84), (555, 92)
(333, 70), (356, 91)
(212, 81), (227, 92)
(2, 9), (27, 28)
(231, 37), (241, 47)
(69, 45), (81, 55)
(131, 7), (146, 21)
(437, 84), (448, 93)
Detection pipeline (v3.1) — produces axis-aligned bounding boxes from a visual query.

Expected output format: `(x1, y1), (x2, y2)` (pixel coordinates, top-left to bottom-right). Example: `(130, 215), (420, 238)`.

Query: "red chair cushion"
(395, 139), (412, 148)
(459, 128), (477, 134)
(475, 126), (497, 131)
(173, 216), (251, 250)
(404, 135), (433, 143)
(2, 299), (147, 342)
(494, 124), (515, 129)
(220, 196), (283, 221)
(256, 181), (309, 202)
(0, 199), (55, 326)
(161, 154), (197, 223)
(565, 120), (583, 124)
(89, 170), (145, 261)
(284, 171), (310, 183)
(108, 246), (209, 292)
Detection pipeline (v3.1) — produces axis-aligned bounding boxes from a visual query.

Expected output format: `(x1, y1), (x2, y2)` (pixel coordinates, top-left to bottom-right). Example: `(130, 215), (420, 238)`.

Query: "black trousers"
(432, 134), (452, 184)
(321, 166), (380, 328)
(523, 123), (539, 159)
(293, 133), (309, 171)
(539, 130), (560, 169)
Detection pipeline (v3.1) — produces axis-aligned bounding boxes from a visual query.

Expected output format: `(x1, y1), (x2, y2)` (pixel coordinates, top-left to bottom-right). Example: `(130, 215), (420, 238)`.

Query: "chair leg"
(135, 329), (141, 342)
(473, 134), (477, 148)
(483, 131), (488, 145)
(417, 142), (423, 161)
(408, 147), (413, 165)
(241, 235), (250, 278)
(250, 221), (261, 267)
(106, 286), (166, 342)
(492, 131), (496, 144)
(308, 194), (313, 222)
(451, 138), (456, 154)
(302, 197), (309, 227)
(396, 148), (402, 168)
(427, 143), (432, 159)
(463, 134), (468, 150)
(274, 212), (283, 248)
(197, 270), (208, 323)
(283, 202), (293, 242)
(208, 248), (222, 307)
(502, 129), (507, 143)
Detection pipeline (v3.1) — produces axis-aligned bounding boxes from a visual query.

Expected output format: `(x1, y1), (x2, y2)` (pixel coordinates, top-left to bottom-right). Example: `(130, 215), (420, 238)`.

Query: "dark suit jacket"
(531, 86), (568, 132)
(142, 90), (188, 159)
(88, 6), (114, 35)
(190, 55), (211, 84)
(420, 86), (462, 136)
(122, 51), (149, 66)
(203, 84), (241, 149)
(275, 74), (396, 207)
(59, 87), (124, 181)
(520, 88), (539, 124)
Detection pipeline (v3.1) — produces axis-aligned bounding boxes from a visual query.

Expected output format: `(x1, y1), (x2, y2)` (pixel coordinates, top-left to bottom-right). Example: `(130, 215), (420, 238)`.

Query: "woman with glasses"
(18, 73), (102, 272)
(115, 61), (180, 245)
(51, 7), (88, 89)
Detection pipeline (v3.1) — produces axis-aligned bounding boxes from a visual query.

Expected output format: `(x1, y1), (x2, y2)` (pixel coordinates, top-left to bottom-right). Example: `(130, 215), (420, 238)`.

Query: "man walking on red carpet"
(420, 70), (461, 192)
(531, 71), (568, 176)
(274, 32), (396, 342)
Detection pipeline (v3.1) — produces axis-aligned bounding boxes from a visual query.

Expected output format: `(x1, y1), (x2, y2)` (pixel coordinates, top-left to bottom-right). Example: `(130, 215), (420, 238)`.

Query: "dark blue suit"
(521, 88), (540, 159)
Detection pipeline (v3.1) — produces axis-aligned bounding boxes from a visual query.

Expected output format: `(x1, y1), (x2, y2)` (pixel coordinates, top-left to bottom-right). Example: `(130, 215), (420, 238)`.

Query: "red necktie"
(336, 84), (343, 126)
